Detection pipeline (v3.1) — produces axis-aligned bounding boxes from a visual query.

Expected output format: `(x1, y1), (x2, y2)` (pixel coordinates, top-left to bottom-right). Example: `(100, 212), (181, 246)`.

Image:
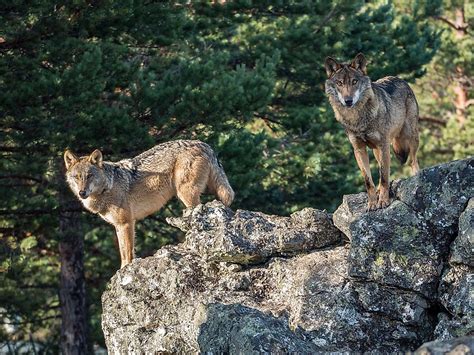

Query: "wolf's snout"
(79, 190), (88, 199)
(344, 98), (353, 107)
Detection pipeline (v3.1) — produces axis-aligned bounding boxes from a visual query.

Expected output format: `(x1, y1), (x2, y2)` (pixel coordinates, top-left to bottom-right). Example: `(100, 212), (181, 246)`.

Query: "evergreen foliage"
(1, 0), (465, 350)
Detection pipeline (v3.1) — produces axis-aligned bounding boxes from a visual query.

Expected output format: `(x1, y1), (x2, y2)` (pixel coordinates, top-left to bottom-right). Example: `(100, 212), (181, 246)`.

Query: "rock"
(346, 199), (442, 298)
(439, 264), (473, 317)
(415, 336), (474, 355)
(433, 267), (473, 340)
(433, 199), (474, 341)
(101, 157), (474, 353)
(434, 313), (474, 341)
(431, 197), (474, 342)
(333, 158), (473, 299)
(392, 158), (474, 238)
(197, 304), (319, 353)
(166, 201), (341, 264)
(451, 199), (474, 266)
(332, 192), (367, 240)
(102, 245), (435, 353)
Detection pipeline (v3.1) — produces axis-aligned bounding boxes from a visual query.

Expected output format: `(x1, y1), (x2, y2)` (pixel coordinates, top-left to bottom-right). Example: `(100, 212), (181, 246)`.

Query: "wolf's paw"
(376, 200), (390, 209)
(376, 195), (390, 209)
(366, 199), (378, 211)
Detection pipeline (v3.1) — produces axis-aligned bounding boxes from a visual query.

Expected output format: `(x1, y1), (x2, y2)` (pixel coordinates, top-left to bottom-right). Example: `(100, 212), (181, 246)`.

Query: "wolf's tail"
(208, 155), (234, 207)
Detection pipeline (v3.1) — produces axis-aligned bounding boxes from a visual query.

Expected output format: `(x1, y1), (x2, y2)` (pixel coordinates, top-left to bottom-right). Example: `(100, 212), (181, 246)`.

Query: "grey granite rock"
(415, 336), (474, 355)
(434, 313), (474, 341)
(101, 157), (474, 353)
(392, 158), (474, 238)
(167, 201), (341, 264)
(451, 199), (474, 266)
(345, 199), (443, 298)
(102, 245), (435, 353)
(334, 158), (474, 299)
(332, 192), (367, 240)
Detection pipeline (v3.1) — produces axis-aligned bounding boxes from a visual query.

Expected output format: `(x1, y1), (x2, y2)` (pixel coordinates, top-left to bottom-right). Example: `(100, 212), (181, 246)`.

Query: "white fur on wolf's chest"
(81, 197), (99, 213)
(81, 198), (114, 224)
(98, 210), (117, 225)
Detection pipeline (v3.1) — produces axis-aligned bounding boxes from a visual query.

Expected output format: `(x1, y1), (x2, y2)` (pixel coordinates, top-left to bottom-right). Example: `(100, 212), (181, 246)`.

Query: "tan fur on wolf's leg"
(115, 222), (135, 268)
(408, 136), (420, 175)
(175, 156), (210, 208)
(351, 140), (377, 210)
(393, 131), (419, 176)
(373, 144), (391, 209)
(177, 185), (202, 208)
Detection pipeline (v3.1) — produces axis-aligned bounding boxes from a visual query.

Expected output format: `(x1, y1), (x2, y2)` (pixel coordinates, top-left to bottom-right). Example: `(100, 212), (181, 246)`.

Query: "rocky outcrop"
(102, 157), (473, 353)
(166, 204), (341, 264)
(415, 336), (474, 355)
(434, 198), (474, 341)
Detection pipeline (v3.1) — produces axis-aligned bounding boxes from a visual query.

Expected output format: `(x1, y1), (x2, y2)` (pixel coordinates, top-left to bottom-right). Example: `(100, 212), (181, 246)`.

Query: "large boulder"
(341, 198), (440, 298)
(102, 245), (434, 353)
(102, 157), (474, 353)
(333, 158), (473, 299)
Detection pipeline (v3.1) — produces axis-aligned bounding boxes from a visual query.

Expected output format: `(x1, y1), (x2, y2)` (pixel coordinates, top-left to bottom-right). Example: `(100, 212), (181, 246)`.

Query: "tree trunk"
(434, 6), (469, 126)
(58, 179), (88, 354)
(451, 7), (468, 126)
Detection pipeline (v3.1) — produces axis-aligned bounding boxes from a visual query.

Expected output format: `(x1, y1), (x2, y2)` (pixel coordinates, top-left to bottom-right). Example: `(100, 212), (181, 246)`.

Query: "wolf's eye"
(86, 173), (92, 179)
(352, 79), (358, 85)
(336, 81), (343, 86)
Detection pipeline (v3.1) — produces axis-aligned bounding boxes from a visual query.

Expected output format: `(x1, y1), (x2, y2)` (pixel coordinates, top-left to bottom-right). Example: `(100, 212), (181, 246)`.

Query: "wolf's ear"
(351, 53), (367, 75)
(325, 57), (341, 77)
(89, 149), (103, 168)
(64, 150), (78, 170)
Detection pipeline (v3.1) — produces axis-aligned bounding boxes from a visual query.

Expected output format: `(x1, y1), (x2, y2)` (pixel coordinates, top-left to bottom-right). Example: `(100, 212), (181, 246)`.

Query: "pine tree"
(411, 0), (473, 167)
(0, 1), (441, 350)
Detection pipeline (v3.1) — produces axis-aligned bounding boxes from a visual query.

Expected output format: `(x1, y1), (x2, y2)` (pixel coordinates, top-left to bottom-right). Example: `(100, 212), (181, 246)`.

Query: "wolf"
(325, 53), (420, 210)
(64, 140), (234, 268)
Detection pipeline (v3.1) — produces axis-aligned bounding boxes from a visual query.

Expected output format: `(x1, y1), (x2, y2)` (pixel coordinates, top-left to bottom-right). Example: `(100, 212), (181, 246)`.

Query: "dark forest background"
(1, 0), (472, 353)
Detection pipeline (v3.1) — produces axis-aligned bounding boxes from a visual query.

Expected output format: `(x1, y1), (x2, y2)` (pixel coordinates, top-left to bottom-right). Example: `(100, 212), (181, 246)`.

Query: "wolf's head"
(324, 53), (371, 108)
(64, 149), (107, 199)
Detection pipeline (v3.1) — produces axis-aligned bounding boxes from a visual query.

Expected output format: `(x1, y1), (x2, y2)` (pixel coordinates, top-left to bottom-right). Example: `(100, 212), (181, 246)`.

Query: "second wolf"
(64, 140), (234, 268)
(325, 53), (420, 210)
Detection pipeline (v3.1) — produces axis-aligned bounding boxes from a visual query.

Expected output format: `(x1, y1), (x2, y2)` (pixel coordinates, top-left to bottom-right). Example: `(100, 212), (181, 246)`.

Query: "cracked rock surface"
(102, 157), (473, 353)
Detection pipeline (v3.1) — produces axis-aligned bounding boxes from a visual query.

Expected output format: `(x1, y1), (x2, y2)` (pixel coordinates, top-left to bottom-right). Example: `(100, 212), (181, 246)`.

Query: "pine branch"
(0, 174), (44, 183)
(313, 7), (337, 34)
(254, 112), (283, 125)
(0, 207), (82, 216)
(419, 116), (447, 126)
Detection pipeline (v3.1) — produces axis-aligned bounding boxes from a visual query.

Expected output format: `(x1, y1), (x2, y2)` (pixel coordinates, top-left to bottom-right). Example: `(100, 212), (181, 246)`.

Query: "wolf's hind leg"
(404, 98), (420, 175)
(175, 157), (210, 208)
(408, 135), (420, 175)
(177, 185), (202, 207)
(393, 124), (419, 175)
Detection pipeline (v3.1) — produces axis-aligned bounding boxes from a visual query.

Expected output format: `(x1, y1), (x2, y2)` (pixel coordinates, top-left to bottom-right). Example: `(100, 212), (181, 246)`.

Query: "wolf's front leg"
(373, 144), (391, 209)
(115, 221), (135, 268)
(351, 139), (377, 210)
